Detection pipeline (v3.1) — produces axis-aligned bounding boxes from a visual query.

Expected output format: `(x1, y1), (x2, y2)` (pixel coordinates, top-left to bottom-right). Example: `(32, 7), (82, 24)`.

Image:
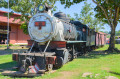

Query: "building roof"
(0, 10), (22, 25)
(97, 32), (108, 35)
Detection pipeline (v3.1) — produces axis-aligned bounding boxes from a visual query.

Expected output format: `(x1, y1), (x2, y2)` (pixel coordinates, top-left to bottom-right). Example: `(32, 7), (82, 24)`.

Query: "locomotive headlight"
(37, 4), (45, 12)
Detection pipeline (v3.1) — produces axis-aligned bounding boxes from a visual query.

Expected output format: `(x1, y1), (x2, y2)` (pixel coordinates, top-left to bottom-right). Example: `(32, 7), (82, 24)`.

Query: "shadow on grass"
(0, 49), (28, 55)
(109, 71), (120, 76)
(0, 61), (17, 72)
(78, 50), (120, 59)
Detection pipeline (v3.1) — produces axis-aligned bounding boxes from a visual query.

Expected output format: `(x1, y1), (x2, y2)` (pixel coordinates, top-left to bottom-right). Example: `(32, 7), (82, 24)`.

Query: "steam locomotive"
(3, 4), (106, 76)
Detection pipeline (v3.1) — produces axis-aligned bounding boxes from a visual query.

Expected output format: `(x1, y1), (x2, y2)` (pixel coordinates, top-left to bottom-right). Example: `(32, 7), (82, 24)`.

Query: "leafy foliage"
(60, 0), (85, 8)
(20, 22), (28, 34)
(94, 0), (120, 26)
(74, 2), (105, 32)
(116, 30), (120, 36)
(67, 14), (75, 21)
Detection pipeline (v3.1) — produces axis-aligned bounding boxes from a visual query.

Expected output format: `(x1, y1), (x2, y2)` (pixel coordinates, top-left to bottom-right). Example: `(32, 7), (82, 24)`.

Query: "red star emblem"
(35, 21), (46, 30)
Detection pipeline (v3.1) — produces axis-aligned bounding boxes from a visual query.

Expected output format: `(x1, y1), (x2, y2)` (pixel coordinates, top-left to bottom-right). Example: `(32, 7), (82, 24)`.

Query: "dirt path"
(51, 71), (77, 79)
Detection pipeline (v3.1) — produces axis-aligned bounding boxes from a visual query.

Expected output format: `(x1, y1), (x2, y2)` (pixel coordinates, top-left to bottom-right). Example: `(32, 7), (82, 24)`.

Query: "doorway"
(0, 25), (11, 44)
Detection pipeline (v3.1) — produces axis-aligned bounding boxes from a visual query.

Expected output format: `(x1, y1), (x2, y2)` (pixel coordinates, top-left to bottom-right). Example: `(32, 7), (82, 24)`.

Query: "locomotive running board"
(2, 71), (43, 77)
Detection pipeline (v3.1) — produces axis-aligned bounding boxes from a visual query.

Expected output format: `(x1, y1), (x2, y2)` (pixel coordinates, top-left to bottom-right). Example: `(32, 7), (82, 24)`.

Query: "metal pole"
(43, 40), (51, 53)
(28, 41), (35, 53)
(7, 0), (9, 49)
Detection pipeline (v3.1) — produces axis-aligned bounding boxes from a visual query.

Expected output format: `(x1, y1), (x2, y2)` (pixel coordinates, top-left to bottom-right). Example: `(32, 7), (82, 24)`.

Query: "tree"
(0, 0), (57, 34)
(92, 0), (120, 51)
(60, 0), (120, 52)
(116, 30), (120, 36)
(67, 14), (75, 21)
(74, 2), (105, 32)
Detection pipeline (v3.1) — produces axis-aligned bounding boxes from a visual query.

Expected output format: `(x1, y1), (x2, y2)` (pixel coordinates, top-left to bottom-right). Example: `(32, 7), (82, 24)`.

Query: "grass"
(0, 44), (28, 49)
(0, 44), (120, 79)
(0, 44), (28, 55)
(95, 44), (120, 51)
(0, 44), (20, 47)
(0, 55), (16, 70)
(0, 55), (17, 79)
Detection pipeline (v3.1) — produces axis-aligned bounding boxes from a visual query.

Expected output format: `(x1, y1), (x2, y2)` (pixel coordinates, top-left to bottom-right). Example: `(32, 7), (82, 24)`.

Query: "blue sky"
(0, 0), (119, 32)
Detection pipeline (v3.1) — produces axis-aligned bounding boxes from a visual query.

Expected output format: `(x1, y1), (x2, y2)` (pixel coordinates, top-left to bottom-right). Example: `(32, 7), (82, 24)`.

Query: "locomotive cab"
(71, 21), (87, 41)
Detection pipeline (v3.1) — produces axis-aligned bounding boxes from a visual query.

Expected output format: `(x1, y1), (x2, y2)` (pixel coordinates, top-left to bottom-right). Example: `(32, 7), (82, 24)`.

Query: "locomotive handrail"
(67, 41), (86, 43)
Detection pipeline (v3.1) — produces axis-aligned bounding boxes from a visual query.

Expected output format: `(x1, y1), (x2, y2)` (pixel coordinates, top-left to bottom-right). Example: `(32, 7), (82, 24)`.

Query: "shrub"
(20, 22), (29, 34)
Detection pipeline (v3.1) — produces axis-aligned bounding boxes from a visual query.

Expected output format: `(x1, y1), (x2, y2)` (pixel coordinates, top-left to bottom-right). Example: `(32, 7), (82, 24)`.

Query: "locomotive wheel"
(68, 53), (72, 61)
(54, 56), (63, 69)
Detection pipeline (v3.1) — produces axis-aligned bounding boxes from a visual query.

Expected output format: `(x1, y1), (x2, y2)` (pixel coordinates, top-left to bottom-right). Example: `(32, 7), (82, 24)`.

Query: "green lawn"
(95, 44), (120, 51)
(0, 44), (28, 49)
(0, 44), (120, 79)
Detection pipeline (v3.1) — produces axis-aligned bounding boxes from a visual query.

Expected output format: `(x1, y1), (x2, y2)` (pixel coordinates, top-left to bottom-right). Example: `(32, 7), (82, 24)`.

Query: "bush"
(20, 22), (29, 34)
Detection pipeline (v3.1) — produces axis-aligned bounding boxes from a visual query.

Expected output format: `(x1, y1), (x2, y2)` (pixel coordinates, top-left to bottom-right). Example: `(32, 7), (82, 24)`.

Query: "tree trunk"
(108, 25), (116, 51)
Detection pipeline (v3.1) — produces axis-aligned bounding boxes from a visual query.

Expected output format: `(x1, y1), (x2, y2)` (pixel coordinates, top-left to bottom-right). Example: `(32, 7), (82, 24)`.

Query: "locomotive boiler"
(28, 9), (77, 43)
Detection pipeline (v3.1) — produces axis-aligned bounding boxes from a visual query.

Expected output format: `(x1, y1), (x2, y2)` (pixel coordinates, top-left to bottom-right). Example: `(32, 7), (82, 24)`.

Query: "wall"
(9, 24), (30, 44)
(16, 26), (30, 44)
